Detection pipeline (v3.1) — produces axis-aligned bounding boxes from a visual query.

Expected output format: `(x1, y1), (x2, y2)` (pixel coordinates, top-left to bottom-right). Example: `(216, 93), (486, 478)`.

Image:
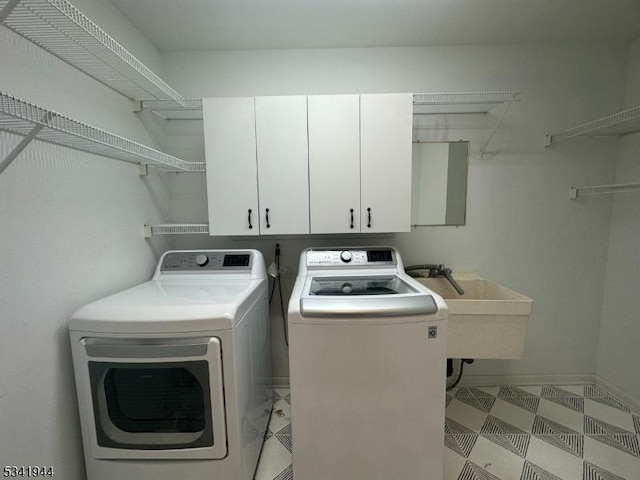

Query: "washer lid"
(297, 273), (440, 321)
(308, 275), (417, 296)
(69, 277), (264, 333)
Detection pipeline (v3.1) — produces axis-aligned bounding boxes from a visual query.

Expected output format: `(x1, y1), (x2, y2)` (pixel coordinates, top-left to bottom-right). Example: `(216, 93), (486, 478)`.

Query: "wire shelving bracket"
(0, 0), (186, 105)
(144, 223), (210, 238)
(546, 104), (640, 146)
(569, 181), (640, 199)
(0, 91), (201, 173)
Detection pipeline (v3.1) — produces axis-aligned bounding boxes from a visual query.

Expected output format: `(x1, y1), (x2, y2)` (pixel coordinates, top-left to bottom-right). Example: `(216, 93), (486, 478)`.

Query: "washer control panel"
(306, 248), (396, 267)
(160, 251), (253, 271)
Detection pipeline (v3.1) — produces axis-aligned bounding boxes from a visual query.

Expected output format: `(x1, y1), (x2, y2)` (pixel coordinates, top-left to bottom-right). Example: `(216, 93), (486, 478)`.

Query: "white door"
(203, 97), (259, 236)
(255, 96), (310, 235)
(308, 95), (361, 234)
(360, 93), (413, 233)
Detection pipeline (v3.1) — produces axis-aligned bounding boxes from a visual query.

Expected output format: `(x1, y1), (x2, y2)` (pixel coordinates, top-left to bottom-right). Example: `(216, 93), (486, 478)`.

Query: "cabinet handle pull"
(367, 207), (372, 228)
(248, 209), (253, 229)
(350, 208), (354, 229)
(265, 208), (270, 228)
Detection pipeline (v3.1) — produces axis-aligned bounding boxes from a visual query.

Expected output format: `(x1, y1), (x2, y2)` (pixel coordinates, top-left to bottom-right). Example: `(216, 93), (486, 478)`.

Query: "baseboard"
(272, 376), (290, 388)
(456, 373), (596, 387)
(271, 373), (598, 389)
(595, 375), (640, 413)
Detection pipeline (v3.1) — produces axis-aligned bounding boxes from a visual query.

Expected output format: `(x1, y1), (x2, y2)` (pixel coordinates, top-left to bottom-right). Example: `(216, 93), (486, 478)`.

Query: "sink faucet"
(405, 263), (465, 296)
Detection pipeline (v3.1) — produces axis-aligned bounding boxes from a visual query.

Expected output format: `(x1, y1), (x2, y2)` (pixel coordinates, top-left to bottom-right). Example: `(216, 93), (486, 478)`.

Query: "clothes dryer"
(69, 249), (272, 480)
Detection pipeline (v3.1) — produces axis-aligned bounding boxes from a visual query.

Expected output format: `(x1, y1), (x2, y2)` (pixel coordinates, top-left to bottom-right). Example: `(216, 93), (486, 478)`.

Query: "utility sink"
(416, 274), (533, 359)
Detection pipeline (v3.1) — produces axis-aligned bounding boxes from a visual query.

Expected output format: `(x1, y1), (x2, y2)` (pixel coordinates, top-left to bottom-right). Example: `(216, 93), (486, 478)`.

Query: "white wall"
(162, 43), (627, 384)
(0, 2), (169, 478)
(596, 38), (640, 406)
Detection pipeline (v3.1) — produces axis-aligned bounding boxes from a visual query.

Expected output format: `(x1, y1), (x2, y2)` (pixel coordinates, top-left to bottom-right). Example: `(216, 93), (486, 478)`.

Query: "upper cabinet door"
(203, 97), (259, 236)
(255, 96), (310, 235)
(360, 93), (413, 233)
(308, 95), (361, 234)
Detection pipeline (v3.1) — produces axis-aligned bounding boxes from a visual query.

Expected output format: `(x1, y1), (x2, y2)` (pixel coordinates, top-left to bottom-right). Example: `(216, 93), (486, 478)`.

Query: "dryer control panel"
(160, 251), (253, 271)
(306, 248), (397, 268)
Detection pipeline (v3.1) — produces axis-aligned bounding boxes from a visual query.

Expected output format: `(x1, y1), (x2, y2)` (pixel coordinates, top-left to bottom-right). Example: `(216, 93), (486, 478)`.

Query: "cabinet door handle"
(350, 208), (354, 229)
(248, 209), (253, 229)
(367, 207), (372, 228)
(265, 208), (270, 228)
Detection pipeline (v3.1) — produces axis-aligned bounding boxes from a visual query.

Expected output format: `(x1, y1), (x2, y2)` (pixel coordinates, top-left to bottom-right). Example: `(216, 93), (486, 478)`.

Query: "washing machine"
(288, 247), (448, 480)
(69, 249), (272, 480)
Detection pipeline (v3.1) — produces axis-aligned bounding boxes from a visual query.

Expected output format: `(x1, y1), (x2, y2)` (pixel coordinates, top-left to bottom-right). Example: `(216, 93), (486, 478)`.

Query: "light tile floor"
(254, 385), (640, 480)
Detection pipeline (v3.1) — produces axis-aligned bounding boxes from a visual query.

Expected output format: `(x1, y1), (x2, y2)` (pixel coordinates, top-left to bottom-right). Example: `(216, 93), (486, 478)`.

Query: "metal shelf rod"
(570, 181), (640, 199)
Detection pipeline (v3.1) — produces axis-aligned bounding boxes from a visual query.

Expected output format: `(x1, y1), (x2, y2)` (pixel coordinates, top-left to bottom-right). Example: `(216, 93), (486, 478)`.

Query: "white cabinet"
(204, 93), (412, 236)
(204, 96), (310, 236)
(255, 96), (309, 235)
(360, 93), (413, 233)
(308, 95), (361, 234)
(203, 97), (259, 236)
(309, 93), (413, 234)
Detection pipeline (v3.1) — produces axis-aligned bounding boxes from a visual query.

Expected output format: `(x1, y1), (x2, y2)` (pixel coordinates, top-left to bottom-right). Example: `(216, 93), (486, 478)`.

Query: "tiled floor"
(254, 385), (640, 480)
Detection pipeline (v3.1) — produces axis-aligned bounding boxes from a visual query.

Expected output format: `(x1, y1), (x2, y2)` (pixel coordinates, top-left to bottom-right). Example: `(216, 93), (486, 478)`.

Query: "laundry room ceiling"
(108, 0), (640, 52)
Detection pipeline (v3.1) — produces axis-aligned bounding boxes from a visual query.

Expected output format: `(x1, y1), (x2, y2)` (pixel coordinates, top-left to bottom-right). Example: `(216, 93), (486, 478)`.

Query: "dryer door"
(79, 336), (227, 460)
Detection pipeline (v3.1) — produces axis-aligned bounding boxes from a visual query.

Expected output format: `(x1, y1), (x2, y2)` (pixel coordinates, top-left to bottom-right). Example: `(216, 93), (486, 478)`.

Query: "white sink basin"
(416, 276), (533, 359)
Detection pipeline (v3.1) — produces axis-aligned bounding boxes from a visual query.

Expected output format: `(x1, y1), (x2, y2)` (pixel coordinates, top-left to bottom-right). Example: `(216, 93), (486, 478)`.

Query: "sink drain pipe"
(447, 358), (474, 391)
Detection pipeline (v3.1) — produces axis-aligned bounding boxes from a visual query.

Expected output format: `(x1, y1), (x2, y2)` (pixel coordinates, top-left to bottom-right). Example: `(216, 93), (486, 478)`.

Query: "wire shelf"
(412, 92), (520, 157)
(140, 93), (522, 120)
(0, 0), (185, 105)
(413, 92), (520, 114)
(570, 181), (640, 199)
(139, 92), (521, 159)
(144, 223), (209, 237)
(0, 91), (200, 170)
(146, 93), (521, 109)
(156, 162), (205, 172)
(546, 104), (640, 145)
(141, 99), (203, 111)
